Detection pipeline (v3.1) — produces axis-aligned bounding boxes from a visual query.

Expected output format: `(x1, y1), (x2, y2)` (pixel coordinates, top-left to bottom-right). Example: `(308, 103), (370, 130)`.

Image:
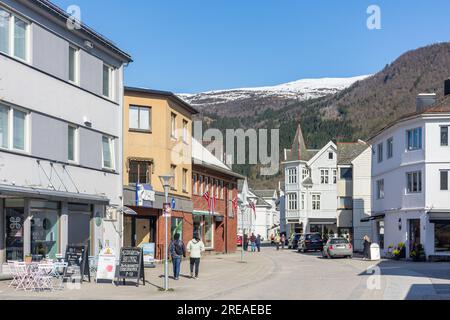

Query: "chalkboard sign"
(117, 247), (145, 286)
(63, 244), (91, 283)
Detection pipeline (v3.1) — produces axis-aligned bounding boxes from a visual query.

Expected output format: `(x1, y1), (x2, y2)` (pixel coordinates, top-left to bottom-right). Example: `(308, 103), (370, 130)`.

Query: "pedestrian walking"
(250, 233), (256, 252)
(170, 233), (186, 280)
(275, 233), (281, 251)
(281, 233), (286, 250)
(187, 233), (206, 279)
(243, 233), (249, 252)
(363, 235), (371, 260)
(256, 234), (261, 252)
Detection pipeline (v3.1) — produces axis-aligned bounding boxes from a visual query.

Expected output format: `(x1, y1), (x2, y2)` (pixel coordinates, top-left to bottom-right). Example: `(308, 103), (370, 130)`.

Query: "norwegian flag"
(248, 201), (256, 218)
(203, 191), (210, 207)
(232, 197), (238, 213)
(210, 195), (216, 214)
(203, 191), (216, 213)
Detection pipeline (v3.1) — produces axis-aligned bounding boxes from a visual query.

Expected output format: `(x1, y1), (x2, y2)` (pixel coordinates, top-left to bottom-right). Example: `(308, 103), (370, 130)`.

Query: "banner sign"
(136, 184), (155, 207)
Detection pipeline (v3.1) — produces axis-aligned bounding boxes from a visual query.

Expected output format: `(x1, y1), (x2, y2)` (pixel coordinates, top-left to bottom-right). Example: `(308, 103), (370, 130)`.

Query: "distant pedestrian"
(170, 233), (186, 280)
(281, 234), (286, 250)
(256, 234), (261, 252)
(250, 233), (256, 252)
(243, 233), (249, 251)
(187, 233), (205, 279)
(363, 235), (371, 260)
(275, 233), (281, 251)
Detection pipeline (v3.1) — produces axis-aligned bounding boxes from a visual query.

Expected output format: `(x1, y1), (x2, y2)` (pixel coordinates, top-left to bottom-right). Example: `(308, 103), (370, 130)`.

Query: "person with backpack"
(187, 233), (205, 279)
(170, 233), (186, 280)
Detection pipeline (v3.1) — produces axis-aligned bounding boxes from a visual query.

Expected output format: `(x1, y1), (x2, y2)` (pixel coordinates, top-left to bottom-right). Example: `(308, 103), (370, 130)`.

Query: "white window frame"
(320, 169), (329, 184)
(193, 174), (198, 195)
(0, 8), (30, 63)
(0, 103), (29, 153)
(302, 168), (309, 181)
(182, 119), (188, 143)
(377, 143), (383, 163)
(332, 169), (337, 184)
(301, 193), (305, 210)
(101, 135), (115, 170)
(387, 137), (394, 159)
(68, 45), (79, 85)
(220, 180), (224, 199)
(376, 179), (384, 199)
(102, 64), (114, 99)
(287, 193), (298, 211)
(129, 105), (151, 131)
(182, 168), (188, 193)
(67, 124), (79, 163)
(171, 113), (177, 139)
(312, 194), (321, 211)
(199, 175), (204, 195)
(406, 127), (423, 151)
(406, 171), (422, 194)
(441, 126), (449, 147)
(287, 167), (297, 184)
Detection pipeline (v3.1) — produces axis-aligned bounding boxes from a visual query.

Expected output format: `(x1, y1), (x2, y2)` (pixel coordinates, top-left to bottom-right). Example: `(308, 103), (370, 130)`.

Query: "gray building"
(0, 0), (131, 266)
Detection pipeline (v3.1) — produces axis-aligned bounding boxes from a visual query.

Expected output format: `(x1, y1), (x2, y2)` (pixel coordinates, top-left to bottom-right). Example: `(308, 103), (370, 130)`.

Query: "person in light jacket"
(187, 233), (206, 279)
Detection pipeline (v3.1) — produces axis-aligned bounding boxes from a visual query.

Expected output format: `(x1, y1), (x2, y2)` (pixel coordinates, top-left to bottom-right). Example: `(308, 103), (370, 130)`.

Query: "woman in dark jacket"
(170, 233), (186, 280)
(363, 235), (371, 260)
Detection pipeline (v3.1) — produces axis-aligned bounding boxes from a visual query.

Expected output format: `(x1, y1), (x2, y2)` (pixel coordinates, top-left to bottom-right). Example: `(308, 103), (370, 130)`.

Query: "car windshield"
(330, 238), (348, 244)
(307, 234), (322, 240)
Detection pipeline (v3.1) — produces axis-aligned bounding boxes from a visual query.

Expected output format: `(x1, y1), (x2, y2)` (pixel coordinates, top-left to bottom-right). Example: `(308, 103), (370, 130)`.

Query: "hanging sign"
(136, 184), (155, 207)
(163, 203), (172, 217)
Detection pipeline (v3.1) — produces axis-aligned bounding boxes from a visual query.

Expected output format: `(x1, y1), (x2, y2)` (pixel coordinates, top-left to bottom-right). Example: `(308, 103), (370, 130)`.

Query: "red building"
(191, 139), (245, 254)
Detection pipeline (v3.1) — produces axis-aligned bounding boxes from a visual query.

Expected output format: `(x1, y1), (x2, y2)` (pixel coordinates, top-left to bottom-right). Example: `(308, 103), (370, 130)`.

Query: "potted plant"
(397, 242), (406, 259)
(392, 248), (401, 260)
(24, 255), (32, 263)
(410, 244), (426, 262)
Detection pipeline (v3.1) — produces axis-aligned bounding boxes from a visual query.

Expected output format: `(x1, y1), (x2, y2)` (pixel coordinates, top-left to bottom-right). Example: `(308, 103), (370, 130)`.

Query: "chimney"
(445, 79), (450, 96)
(416, 93), (436, 112)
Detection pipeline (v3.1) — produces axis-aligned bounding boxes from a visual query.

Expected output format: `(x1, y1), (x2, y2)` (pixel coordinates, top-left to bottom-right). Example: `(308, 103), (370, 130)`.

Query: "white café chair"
(36, 264), (55, 291)
(51, 262), (68, 290)
(7, 261), (20, 288)
(14, 262), (30, 291)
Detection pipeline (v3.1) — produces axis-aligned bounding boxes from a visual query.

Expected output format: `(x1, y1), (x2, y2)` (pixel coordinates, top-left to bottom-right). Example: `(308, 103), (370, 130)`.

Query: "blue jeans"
(251, 242), (256, 252)
(172, 257), (181, 279)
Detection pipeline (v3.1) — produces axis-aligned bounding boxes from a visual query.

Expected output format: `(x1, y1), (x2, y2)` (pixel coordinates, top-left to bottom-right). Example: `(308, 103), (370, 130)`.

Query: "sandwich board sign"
(64, 244), (91, 283)
(141, 243), (156, 268)
(117, 247), (145, 287)
(96, 247), (116, 283)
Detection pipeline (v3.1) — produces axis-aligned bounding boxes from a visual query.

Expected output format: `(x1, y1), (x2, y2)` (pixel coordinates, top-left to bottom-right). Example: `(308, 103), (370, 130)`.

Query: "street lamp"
(159, 174), (174, 291)
(239, 204), (247, 263)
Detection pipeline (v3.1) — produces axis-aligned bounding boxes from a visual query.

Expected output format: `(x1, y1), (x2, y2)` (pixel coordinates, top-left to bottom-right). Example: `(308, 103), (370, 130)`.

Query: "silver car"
(322, 238), (353, 259)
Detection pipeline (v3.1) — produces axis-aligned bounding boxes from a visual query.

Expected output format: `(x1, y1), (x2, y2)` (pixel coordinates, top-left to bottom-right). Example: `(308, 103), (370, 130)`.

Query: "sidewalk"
(0, 250), (274, 300)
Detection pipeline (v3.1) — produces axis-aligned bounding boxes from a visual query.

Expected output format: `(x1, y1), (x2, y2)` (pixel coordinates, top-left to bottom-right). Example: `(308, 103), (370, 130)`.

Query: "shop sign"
(117, 247), (145, 286)
(96, 247), (116, 282)
(141, 243), (156, 268)
(136, 184), (155, 207)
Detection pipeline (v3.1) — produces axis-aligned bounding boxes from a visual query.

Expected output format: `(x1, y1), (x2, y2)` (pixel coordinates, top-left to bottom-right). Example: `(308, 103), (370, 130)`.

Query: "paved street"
(1, 247), (450, 300)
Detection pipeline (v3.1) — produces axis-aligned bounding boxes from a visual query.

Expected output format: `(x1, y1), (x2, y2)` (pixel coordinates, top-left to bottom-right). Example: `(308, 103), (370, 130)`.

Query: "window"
(302, 168), (309, 181)
(312, 194), (321, 210)
(182, 168), (188, 193)
(68, 46), (79, 84)
(338, 197), (353, 209)
(0, 9), (28, 61)
(287, 193), (298, 210)
(128, 160), (152, 184)
(441, 126), (449, 147)
(288, 168), (297, 184)
(441, 171), (449, 191)
(328, 152), (334, 160)
(182, 119), (188, 143)
(220, 180), (224, 199)
(171, 217), (183, 241)
(376, 179), (384, 199)
(68, 125), (78, 162)
(171, 113), (177, 138)
(199, 175), (204, 195)
(215, 179), (219, 198)
(340, 167), (353, 180)
(193, 174), (198, 195)
(332, 169), (337, 184)
(301, 193), (305, 210)
(129, 105), (151, 131)
(406, 171), (422, 193)
(320, 169), (329, 184)
(435, 223), (450, 252)
(102, 64), (113, 98)
(0, 104), (28, 152)
(377, 143), (383, 163)
(205, 177), (209, 192)
(204, 216), (214, 248)
(387, 137), (394, 159)
(170, 165), (177, 189)
(227, 183), (234, 217)
(102, 136), (114, 169)
(406, 127), (422, 151)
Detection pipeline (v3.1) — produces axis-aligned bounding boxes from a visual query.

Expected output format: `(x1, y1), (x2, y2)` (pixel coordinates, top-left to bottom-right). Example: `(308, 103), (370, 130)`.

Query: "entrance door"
(136, 218), (150, 247)
(409, 219), (421, 252)
(31, 211), (59, 260)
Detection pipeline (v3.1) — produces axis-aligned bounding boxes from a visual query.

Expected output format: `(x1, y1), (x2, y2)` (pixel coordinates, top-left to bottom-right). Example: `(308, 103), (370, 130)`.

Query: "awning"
(308, 218), (337, 225)
(429, 211), (450, 223)
(361, 212), (385, 222)
(111, 205), (138, 216)
(192, 210), (223, 217)
(0, 184), (109, 205)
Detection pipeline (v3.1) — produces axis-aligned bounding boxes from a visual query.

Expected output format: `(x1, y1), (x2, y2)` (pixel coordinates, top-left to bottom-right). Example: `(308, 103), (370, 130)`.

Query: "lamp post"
(240, 204), (246, 263)
(159, 174), (174, 291)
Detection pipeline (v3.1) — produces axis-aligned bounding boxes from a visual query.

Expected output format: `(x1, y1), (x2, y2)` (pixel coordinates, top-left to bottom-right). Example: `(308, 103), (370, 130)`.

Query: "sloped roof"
(337, 141), (369, 165)
(368, 94), (450, 141)
(252, 190), (277, 199)
(285, 124), (320, 161)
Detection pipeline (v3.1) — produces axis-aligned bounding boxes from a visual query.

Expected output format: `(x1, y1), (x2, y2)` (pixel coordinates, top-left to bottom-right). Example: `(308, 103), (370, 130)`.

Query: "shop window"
(204, 216), (213, 249)
(171, 217), (183, 240)
(31, 211), (59, 260)
(435, 223), (450, 252)
(5, 206), (24, 261)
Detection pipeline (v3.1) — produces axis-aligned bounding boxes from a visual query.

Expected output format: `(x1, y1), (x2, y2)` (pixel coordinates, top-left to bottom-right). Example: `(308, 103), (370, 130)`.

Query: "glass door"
(31, 211), (59, 260)
(5, 207), (24, 261)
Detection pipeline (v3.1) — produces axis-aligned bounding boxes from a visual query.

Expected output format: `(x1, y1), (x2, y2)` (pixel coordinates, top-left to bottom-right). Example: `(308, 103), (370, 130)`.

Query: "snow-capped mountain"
(178, 75), (370, 113)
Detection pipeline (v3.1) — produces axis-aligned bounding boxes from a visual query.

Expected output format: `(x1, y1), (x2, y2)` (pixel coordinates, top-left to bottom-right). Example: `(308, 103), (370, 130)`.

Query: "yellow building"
(123, 87), (198, 259)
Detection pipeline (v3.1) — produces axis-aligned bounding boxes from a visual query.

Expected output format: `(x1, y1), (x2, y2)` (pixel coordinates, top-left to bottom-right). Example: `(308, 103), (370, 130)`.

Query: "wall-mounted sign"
(136, 184), (155, 207)
(105, 206), (118, 221)
(171, 198), (176, 209)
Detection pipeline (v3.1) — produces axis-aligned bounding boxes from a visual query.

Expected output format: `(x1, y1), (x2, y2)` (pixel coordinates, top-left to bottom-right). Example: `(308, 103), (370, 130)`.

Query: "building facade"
(369, 84), (450, 259)
(283, 125), (338, 238)
(192, 139), (243, 254)
(122, 87), (197, 260)
(0, 0), (131, 265)
(251, 190), (280, 240)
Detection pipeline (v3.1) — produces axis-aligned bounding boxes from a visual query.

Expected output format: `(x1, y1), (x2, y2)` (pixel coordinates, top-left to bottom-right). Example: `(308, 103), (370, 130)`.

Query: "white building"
(251, 189), (280, 240)
(283, 125), (338, 237)
(369, 84), (450, 259)
(0, 0), (131, 267)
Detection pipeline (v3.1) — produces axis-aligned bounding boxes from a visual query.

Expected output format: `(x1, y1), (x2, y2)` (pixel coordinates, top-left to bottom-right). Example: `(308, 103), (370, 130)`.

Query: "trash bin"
(370, 243), (381, 261)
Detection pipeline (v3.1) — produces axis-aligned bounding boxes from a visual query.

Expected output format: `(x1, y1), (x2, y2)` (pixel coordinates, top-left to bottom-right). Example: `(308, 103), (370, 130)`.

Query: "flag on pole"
(248, 201), (256, 218)
(203, 191), (211, 211)
(211, 194), (216, 215)
(232, 196), (238, 214)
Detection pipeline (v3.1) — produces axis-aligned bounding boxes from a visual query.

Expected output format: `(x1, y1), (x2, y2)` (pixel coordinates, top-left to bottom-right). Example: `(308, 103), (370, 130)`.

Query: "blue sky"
(53, 0), (450, 93)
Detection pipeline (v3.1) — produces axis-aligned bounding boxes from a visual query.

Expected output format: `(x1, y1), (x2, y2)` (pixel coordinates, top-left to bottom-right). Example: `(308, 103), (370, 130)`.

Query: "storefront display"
(5, 200), (24, 261)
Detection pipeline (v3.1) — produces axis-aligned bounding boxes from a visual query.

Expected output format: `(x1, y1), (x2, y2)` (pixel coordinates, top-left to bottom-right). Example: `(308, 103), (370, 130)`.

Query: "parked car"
(237, 235), (243, 246)
(288, 233), (301, 249)
(298, 233), (324, 252)
(322, 238), (353, 259)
